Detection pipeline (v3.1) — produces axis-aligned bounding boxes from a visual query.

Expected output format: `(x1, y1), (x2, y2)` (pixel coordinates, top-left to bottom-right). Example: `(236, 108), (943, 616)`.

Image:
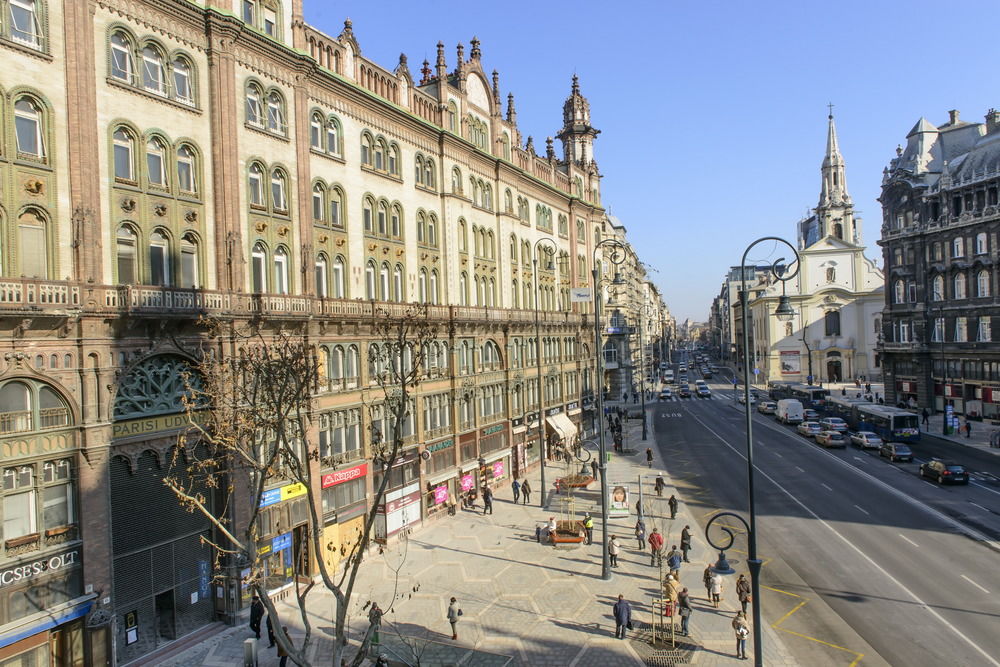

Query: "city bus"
(824, 395), (871, 424)
(855, 405), (920, 443)
(767, 381), (796, 401)
(787, 384), (830, 409)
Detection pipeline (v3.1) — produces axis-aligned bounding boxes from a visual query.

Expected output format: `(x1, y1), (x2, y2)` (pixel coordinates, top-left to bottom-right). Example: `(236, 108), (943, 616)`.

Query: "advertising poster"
(609, 483), (630, 518)
(780, 351), (801, 375)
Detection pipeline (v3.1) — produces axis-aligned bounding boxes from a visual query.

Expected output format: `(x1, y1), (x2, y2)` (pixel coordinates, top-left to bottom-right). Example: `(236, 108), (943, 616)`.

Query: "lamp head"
(612, 272), (625, 285)
(774, 295), (795, 322)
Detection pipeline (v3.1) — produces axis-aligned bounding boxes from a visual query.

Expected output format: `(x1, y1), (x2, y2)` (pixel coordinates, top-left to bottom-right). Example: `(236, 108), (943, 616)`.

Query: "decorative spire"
(491, 70), (500, 105)
(506, 92), (517, 124)
(342, 18), (353, 37)
(435, 41), (446, 79)
(420, 59), (432, 84)
(456, 42), (465, 66)
(395, 53), (410, 79)
(819, 106), (850, 208)
(571, 73), (579, 96)
(545, 137), (555, 160)
(470, 36), (481, 60)
(526, 135), (535, 155)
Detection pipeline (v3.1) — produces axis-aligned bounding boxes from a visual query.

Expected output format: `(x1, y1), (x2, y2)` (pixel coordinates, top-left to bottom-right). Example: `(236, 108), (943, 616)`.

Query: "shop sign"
(433, 485), (449, 504)
(566, 401), (579, 411)
(492, 460), (504, 478)
(259, 488), (282, 508)
(481, 424), (504, 436)
(426, 439), (454, 453)
(199, 560), (210, 598)
(511, 417), (524, 428)
(0, 548), (79, 588)
(280, 483), (307, 501)
(322, 463), (368, 488)
(460, 473), (475, 491)
(546, 407), (563, 416)
(383, 489), (421, 514)
(112, 410), (206, 440)
(272, 533), (292, 552)
(0, 431), (74, 463)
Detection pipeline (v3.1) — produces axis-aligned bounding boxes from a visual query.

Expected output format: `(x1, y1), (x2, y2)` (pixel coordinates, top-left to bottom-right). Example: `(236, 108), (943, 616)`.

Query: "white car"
(658, 388), (673, 400)
(850, 431), (883, 449)
(737, 392), (757, 405)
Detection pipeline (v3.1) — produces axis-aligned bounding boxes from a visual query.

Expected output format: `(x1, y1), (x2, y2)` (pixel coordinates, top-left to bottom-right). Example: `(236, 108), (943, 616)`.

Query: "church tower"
(556, 75), (600, 164)
(801, 109), (859, 247)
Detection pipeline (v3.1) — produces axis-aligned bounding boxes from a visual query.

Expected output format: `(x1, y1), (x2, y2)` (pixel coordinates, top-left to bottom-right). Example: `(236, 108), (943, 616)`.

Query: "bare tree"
(165, 304), (436, 666)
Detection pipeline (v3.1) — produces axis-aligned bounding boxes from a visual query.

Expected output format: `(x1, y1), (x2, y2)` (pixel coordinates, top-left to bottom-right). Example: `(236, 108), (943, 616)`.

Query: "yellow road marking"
(761, 584), (865, 664)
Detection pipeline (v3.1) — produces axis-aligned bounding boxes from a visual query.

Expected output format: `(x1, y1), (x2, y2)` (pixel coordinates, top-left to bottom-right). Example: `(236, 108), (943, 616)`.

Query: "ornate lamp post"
(592, 237), (627, 580)
(716, 236), (799, 667)
(532, 237), (558, 505)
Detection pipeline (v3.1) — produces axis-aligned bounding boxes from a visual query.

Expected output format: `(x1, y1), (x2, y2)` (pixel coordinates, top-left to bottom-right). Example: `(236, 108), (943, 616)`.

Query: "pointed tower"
(820, 110), (851, 209)
(556, 75), (600, 164)
(806, 108), (858, 246)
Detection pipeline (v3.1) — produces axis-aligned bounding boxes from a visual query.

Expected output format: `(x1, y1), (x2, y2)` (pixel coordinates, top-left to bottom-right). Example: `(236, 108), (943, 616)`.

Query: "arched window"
(447, 101), (457, 132)
(430, 270), (439, 304)
(954, 272), (966, 299)
(427, 216), (437, 247)
(176, 144), (196, 193)
(360, 133), (373, 166)
(312, 182), (326, 221)
(248, 163), (264, 206)
(141, 45), (166, 94)
(110, 31), (134, 81)
(416, 212), (426, 244)
(14, 97), (44, 158)
(270, 169), (287, 211)
(330, 346), (344, 380)
(266, 91), (286, 133)
(512, 280), (519, 308)
(376, 201), (388, 235)
(418, 269), (427, 303)
(310, 112), (323, 149)
(116, 226), (137, 284)
(148, 229), (170, 286)
(245, 83), (263, 126)
(362, 196), (374, 232)
(17, 210), (48, 279)
(251, 242), (267, 292)
(424, 159), (434, 188)
(326, 117), (341, 155)
(459, 272), (468, 306)
(976, 232), (988, 255)
(391, 204), (402, 238)
(379, 262), (390, 300)
(932, 274), (944, 301)
(146, 137), (167, 186)
(501, 133), (511, 160)
(388, 144), (399, 175)
(365, 261), (376, 299)
(332, 256), (346, 298)
(978, 269), (991, 298)
(315, 254), (329, 297)
(451, 167), (462, 193)
(373, 139), (385, 171)
(392, 264), (403, 301)
(172, 56), (193, 104)
(180, 233), (199, 288)
(953, 237), (965, 258)
(414, 155), (424, 185)
(273, 246), (289, 294)
(108, 128), (132, 179)
(329, 186), (344, 226)
(458, 219), (467, 252)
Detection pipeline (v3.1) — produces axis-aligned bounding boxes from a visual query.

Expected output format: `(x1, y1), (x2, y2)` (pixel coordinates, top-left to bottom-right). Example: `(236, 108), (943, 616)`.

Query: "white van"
(776, 399), (804, 425)
(664, 369), (675, 384)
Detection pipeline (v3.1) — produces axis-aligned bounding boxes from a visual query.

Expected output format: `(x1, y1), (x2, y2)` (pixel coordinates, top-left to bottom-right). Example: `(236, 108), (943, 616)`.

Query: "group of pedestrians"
(249, 594), (290, 666)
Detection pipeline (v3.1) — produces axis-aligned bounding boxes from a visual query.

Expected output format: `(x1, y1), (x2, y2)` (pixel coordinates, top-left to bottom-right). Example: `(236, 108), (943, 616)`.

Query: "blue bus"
(787, 384), (830, 409)
(855, 405), (920, 443)
(824, 395), (871, 424)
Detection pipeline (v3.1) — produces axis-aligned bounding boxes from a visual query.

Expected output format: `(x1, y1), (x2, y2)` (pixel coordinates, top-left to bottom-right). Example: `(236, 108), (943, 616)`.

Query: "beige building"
(0, 1), (668, 664)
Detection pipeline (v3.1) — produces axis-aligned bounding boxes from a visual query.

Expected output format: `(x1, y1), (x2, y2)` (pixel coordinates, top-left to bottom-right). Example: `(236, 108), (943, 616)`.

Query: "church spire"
(805, 105), (859, 247)
(820, 105), (850, 208)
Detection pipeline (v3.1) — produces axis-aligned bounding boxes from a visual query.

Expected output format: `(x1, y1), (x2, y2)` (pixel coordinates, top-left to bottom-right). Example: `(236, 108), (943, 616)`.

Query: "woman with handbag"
(736, 573), (751, 613)
(678, 587), (692, 636)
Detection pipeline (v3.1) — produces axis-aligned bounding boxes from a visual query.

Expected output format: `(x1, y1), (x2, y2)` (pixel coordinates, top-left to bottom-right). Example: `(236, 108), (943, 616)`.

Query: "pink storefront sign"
(433, 485), (449, 505)
(460, 474), (474, 491)
(492, 460), (504, 478)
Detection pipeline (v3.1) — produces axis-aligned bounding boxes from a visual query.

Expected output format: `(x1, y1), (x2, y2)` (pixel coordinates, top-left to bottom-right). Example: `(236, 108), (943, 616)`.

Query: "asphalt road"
(652, 367), (1000, 666)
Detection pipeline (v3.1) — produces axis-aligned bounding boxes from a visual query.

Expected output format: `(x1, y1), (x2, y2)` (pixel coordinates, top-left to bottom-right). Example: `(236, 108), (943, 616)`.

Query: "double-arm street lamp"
(532, 237), (558, 506)
(715, 236), (799, 667)
(591, 237), (627, 581)
(637, 303), (660, 441)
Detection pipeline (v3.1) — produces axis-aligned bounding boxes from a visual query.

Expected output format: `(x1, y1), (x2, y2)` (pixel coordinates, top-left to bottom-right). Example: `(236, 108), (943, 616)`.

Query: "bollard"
(243, 637), (258, 667)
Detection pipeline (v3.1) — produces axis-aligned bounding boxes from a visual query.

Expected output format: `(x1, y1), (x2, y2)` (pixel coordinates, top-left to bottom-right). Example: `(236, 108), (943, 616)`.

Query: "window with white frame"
(8, 0), (43, 49)
(146, 137), (167, 187)
(976, 232), (988, 255)
(954, 273), (966, 299)
(14, 96), (44, 159)
(893, 280), (905, 304)
(176, 144), (196, 193)
(333, 256), (345, 298)
(110, 31), (134, 81)
(141, 45), (166, 95)
(978, 317), (992, 343)
(953, 237), (965, 258)
(932, 317), (944, 343)
(955, 316), (967, 342)
(931, 274), (944, 301)
(978, 269), (991, 297)
(898, 321), (910, 343)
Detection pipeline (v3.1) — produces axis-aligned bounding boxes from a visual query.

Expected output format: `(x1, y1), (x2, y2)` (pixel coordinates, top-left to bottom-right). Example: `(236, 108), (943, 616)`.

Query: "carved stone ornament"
(335, 238), (346, 247)
(382, 247), (390, 255)
(256, 221), (268, 233)
(120, 198), (136, 212)
(368, 243), (377, 251)
(317, 234), (329, 243)
(277, 225), (289, 237)
(153, 203), (168, 217)
(23, 178), (44, 195)
(185, 210), (198, 223)
(396, 249), (405, 257)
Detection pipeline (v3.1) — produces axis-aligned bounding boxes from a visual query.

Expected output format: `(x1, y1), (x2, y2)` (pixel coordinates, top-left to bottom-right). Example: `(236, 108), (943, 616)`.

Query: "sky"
(305, 0), (1000, 322)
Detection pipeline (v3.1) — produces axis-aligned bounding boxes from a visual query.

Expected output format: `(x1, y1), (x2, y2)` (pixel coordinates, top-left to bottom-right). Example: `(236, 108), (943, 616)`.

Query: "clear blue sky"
(305, 0), (1000, 322)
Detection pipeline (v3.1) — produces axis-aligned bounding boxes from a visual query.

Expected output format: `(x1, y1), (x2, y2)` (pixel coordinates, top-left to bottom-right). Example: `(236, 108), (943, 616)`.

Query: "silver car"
(797, 421), (823, 438)
(850, 431), (883, 449)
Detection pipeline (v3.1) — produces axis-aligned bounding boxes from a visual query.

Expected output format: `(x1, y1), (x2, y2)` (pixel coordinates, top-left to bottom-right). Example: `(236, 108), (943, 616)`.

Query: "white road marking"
(969, 501), (992, 513)
(854, 504), (870, 515)
(970, 481), (1000, 498)
(821, 483), (833, 491)
(685, 410), (1000, 667)
(898, 534), (919, 547)
(795, 466), (805, 473)
(773, 452), (783, 458)
(961, 574), (990, 594)
(853, 456), (865, 462)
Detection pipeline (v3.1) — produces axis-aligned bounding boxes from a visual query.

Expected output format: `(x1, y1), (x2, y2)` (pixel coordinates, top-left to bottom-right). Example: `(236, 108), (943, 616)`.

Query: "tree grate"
(628, 621), (696, 666)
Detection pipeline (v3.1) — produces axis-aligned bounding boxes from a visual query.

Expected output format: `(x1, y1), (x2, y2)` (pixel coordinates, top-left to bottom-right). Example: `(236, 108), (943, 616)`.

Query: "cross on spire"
(827, 101), (834, 119)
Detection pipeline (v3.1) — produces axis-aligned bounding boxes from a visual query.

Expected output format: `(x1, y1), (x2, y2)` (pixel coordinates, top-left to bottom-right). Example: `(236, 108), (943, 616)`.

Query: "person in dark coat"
(266, 612), (276, 648)
(277, 626), (290, 667)
(249, 594), (264, 639)
(921, 408), (929, 426)
(681, 525), (692, 562)
(521, 479), (531, 504)
(482, 486), (493, 514)
(645, 448), (654, 467)
(668, 494), (679, 519)
(612, 594), (632, 639)
(678, 587), (692, 636)
(591, 459), (599, 481)
(511, 478), (521, 504)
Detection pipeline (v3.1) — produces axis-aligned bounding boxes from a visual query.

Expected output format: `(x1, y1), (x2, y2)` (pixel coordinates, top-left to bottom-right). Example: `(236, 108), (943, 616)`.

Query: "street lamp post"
(532, 238), (558, 507)
(591, 237), (626, 581)
(736, 237), (799, 667)
(800, 310), (814, 384)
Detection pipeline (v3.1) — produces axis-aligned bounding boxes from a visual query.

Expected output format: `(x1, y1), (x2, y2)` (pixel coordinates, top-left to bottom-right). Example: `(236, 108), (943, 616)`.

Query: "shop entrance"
(49, 618), (85, 667)
(293, 524), (310, 580)
(154, 590), (176, 643)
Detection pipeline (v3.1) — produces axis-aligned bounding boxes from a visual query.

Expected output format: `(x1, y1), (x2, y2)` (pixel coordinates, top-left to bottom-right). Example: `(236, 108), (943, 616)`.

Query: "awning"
(546, 413), (578, 442)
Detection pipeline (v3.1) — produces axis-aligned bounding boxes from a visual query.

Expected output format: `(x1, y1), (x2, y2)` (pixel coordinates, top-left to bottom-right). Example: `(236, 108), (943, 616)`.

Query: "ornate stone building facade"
(0, 1), (667, 664)
(879, 109), (1000, 418)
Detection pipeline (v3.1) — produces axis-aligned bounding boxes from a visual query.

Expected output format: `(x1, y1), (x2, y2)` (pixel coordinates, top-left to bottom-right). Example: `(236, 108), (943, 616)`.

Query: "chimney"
(986, 108), (1000, 134)
(948, 109), (960, 125)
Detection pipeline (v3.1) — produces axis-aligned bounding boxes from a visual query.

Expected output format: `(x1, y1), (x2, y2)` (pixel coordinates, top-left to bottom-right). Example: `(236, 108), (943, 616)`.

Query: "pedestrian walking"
(667, 545), (682, 580)
(736, 573), (751, 613)
(648, 527), (664, 566)
(668, 494), (678, 520)
(583, 512), (594, 545)
(623, 391), (628, 402)
(732, 611), (751, 660)
(447, 597), (462, 640)
(266, 613), (276, 648)
(645, 448), (654, 468)
(634, 517), (646, 550)
(249, 594), (264, 639)
(277, 627), (290, 667)
(678, 587), (692, 636)
(635, 498), (644, 518)
(482, 486), (493, 515)
(608, 535), (621, 567)
(681, 525), (692, 562)
(921, 408), (929, 426)
(511, 478), (521, 504)
(612, 594), (632, 639)
(966, 420), (973, 438)
(521, 479), (531, 504)
(710, 571), (723, 608)
(591, 459), (599, 481)
(613, 433), (623, 453)
(703, 564), (714, 600)
(654, 475), (665, 497)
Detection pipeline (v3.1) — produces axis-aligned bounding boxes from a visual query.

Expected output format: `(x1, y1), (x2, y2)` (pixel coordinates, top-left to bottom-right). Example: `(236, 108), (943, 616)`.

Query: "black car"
(678, 384), (691, 398)
(919, 459), (970, 484)
(879, 442), (913, 462)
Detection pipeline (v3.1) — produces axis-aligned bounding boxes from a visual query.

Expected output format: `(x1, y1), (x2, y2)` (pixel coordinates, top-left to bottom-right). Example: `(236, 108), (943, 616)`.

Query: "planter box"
(551, 520), (585, 544)
(558, 475), (594, 489)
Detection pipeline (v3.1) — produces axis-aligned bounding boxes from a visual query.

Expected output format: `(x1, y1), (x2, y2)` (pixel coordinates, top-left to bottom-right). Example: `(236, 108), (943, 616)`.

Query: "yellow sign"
(280, 483), (307, 501)
(112, 411), (205, 440)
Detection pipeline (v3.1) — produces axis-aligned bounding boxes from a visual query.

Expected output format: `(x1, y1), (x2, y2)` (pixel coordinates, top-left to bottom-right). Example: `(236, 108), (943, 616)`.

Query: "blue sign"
(272, 533), (292, 552)
(807, 375), (814, 383)
(260, 488), (281, 508)
(198, 560), (210, 598)
(753, 368), (760, 376)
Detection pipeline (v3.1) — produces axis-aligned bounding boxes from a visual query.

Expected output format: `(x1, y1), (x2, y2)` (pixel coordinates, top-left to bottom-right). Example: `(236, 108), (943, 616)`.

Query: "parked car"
(697, 386), (712, 398)
(678, 384), (691, 398)
(879, 442), (913, 462)
(815, 431), (847, 448)
(803, 408), (821, 421)
(919, 459), (969, 484)
(818, 417), (849, 432)
(757, 401), (778, 415)
(658, 388), (673, 400)
(776, 399), (804, 424)
(850, 431), (882, 449)
(797, 421), (823, 437)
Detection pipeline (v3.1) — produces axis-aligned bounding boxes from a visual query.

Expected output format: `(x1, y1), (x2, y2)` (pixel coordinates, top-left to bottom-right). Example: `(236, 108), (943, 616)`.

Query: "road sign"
(570, 287), (592, 302)
(753, 368), (760, 376)
(807, 375), (814, 383)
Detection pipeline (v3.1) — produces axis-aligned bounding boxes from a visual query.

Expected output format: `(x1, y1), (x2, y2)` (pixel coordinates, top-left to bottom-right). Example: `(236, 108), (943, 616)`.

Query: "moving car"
(696, 386), (712, 398)
(658, 388), (673, 400)
(678, 384), (691, 398)
(879, 442), (913, 462)
(703, 370), (713, 379)
(737, 392), (757, 405)
(919, 459), (969, 484)
(776, 399), (804, 424)
(797, 421), (823, 438)
(757, 400), (778, 415)
(818, 417), (849, 432)
(849, 431), (882, 449)
(803, 408), (821, 421)
(815, 430), (847, 447)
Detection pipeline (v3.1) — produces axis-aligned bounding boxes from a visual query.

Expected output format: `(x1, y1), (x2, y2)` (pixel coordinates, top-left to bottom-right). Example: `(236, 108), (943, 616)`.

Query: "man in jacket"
(249, 594), (264, 640)
(668, 494), (679, 519)
(608, 535), (621, 567)
(521, 479), (531, 504)
(736, 573), (751, 613)
(482, 486), (493, 515)
(511, 478), (521, 504)
(583, 513), (594, 545)
(667, 545), (682, 580)
(680, 525), (692, 562)
(678, 587), (692, 636)
(647, 527), (664, 566)
(612, 594), (631, 639)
